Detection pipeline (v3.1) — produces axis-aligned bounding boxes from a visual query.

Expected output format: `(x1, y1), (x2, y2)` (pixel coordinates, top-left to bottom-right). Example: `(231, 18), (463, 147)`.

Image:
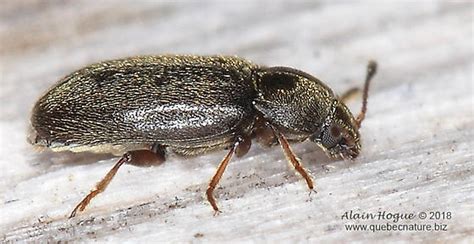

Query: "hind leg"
(127, 144), (166, 167)
(69, 143), (166, 218)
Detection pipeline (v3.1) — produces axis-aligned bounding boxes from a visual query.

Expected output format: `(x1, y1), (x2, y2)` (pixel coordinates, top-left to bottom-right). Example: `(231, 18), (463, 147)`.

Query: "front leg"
(268, 124), (315, 191)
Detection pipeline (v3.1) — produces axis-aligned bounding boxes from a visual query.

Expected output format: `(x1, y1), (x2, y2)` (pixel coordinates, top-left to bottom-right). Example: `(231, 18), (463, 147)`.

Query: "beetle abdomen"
(30, 55), (259, 153)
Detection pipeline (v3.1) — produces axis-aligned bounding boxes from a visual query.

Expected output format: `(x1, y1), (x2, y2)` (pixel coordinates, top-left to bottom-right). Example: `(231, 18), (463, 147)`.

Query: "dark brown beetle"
(28, 55), (377, 217)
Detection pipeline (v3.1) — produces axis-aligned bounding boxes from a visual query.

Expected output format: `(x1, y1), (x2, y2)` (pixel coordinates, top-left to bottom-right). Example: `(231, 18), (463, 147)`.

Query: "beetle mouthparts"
(26, 124), (39, 145)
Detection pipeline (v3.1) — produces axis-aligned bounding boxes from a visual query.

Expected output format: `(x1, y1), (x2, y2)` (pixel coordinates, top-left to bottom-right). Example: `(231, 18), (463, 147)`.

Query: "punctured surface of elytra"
(28, 55), (377, 217)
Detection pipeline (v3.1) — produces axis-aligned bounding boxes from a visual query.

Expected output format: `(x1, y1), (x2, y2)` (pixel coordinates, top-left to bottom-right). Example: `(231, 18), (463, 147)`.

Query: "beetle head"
(311, 60), (377, 159)
(310, 101), (361, 159)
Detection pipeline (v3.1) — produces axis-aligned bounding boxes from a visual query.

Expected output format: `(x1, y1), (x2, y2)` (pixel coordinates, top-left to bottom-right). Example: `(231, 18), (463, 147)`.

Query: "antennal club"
(356, 60), (377, 128)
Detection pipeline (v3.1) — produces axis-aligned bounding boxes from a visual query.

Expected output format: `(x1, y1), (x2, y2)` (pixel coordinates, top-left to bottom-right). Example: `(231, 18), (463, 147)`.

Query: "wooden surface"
(1, 1), (473, 242)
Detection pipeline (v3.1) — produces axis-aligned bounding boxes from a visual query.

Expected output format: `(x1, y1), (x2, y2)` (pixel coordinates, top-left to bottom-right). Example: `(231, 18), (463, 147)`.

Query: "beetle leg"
(255, 125), (278, 147)
(206, 138), (244, 214)
(126, 144), (166, 167)
(235, 134), (251, 158)
(253, 115), (278, 147)
(340, 87), (360, 103)
(69, 146), (167, 218)
(270, 126), (315, 190)
(69, 153), (131, 218)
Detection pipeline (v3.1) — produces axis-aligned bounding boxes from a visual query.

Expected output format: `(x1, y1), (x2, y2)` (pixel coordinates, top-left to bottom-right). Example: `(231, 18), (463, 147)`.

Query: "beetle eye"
(321, 125), (342, 148)
(330, 125), (341, 138)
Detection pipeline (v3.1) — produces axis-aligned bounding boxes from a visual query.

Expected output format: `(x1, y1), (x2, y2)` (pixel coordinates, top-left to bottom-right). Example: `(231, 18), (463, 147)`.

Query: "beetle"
(28, 55), (377, 217)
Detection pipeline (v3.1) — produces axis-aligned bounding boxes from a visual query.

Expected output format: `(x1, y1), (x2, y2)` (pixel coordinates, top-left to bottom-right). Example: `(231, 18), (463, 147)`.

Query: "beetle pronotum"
(28, 55), (377, 217)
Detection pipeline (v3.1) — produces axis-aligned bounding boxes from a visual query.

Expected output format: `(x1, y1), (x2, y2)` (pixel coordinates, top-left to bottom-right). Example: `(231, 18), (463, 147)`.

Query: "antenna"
(356, 60), (377, 128)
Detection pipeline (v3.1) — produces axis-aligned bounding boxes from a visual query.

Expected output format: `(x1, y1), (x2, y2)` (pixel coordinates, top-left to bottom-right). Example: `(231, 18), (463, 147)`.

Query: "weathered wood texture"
(1, 1), (472, 243)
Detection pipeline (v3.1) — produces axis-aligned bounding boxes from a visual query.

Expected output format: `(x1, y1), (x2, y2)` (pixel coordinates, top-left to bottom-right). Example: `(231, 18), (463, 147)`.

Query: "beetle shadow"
(27, 141), (342, 175)
(28, 150), (116, 171)
(28, 149), (172, 172)
(174, 141), (338, 173)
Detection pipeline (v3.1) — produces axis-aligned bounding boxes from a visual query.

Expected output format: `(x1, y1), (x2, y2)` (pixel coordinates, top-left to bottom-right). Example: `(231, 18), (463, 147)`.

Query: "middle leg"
(206, 136), (250, 213)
